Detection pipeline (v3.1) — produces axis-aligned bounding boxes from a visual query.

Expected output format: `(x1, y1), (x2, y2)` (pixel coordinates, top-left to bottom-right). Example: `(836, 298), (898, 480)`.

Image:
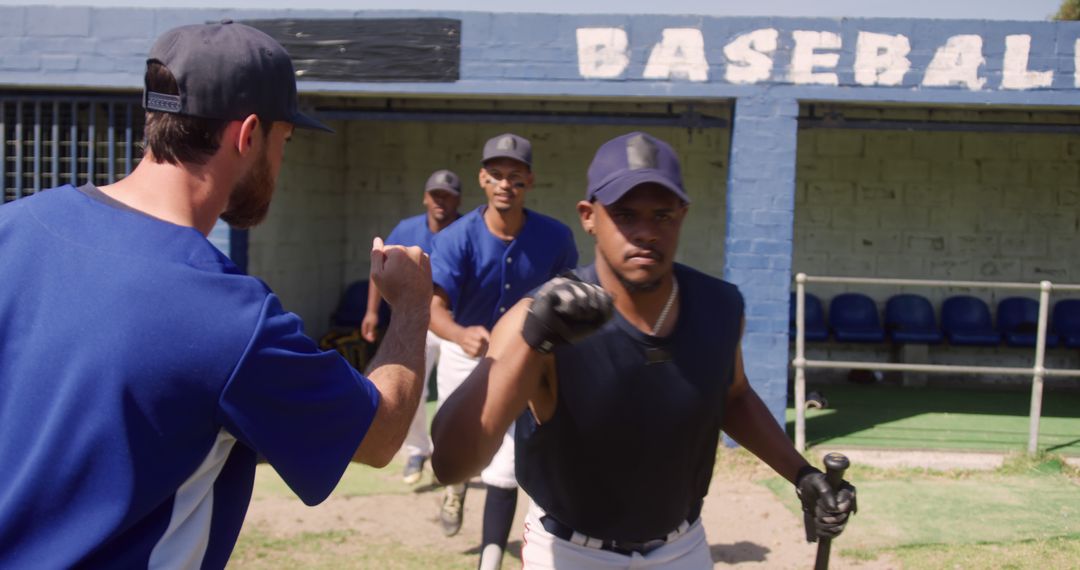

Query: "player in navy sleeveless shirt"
(432, 132), (856, 568)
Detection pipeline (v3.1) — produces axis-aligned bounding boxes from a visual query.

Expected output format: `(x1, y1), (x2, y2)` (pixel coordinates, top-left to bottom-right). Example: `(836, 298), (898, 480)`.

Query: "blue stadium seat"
(789, 292), (829, 342)
(941, 296), (1000, 346)
(829, 293), (885, 343)
(885, 294), (943, 345)
(1053, 299), (1080, 349)
(997, 297), (1059, 348)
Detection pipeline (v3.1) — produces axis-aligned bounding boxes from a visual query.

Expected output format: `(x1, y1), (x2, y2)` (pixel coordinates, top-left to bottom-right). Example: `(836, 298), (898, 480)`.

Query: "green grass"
(786, 384), (1080, 455)
(252, 458), (416, 500)
(762, 452), (1080, 568)
(880, 536), (1080, 570)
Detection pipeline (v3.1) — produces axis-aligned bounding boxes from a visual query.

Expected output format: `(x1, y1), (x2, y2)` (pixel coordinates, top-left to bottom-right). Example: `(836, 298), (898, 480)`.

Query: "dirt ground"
(239, 457), (897, 569)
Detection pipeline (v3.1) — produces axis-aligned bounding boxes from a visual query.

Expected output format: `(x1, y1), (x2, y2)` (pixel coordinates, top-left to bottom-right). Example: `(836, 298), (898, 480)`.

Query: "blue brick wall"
(1, 8), (1079, 103)
(724, 95), (800, 426)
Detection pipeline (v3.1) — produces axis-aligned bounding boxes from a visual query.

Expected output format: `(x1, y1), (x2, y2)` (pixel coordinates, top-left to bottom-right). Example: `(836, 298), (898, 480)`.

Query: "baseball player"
(362, 169), (463, 484)
(0, 22), (431, 567)
(431, 132), (856, 569)
(428, 133), (579, 569)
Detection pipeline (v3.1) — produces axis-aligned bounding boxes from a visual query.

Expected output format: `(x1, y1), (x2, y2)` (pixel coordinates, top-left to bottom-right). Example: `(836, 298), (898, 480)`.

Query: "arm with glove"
(721, 321), (856, 543)
(431, 275), (613, 484)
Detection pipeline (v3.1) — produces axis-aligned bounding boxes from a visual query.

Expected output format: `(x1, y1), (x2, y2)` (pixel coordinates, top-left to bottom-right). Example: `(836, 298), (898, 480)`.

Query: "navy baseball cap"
(586, 132), (689, 205)
(482, 133), (532, 167)
(424, 169), (462, 195)
(144, 20), (332, 133)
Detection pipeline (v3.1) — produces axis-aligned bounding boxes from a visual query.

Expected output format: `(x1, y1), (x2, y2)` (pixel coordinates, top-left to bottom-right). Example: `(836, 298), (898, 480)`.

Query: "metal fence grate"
(1, 94), (144, 203)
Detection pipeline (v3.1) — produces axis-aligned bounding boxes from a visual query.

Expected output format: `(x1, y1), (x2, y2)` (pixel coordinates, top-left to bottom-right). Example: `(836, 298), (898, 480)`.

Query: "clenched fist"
(522, 275), (614, 353)
(797, 467), (857, 540)
(370, 237), (432, 311)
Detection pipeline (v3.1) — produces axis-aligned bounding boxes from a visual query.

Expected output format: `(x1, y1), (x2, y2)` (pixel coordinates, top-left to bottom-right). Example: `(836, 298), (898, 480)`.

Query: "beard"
(221, 149), (273, 229)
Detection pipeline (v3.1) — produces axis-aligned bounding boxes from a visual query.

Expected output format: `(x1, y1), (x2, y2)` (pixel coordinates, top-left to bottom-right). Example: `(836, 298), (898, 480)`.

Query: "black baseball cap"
(144, 20), (332, 133)
(482, 133), (532, 167)
(586, 132), (689, 205)
(424, 169), (462, 195)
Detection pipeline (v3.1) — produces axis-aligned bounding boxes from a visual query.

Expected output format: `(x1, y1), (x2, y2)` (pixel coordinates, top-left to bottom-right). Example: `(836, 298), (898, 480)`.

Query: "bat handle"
(814, 453), (850, 570)
(823, 452), (850, 489)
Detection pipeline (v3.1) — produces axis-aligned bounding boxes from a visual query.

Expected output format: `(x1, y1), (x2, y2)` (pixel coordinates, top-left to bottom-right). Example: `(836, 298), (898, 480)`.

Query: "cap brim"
(481, 153), (531, 167)
(425, 185), (461, 195)
(291, 111), (334, 133)
(591, 170), (690, 206)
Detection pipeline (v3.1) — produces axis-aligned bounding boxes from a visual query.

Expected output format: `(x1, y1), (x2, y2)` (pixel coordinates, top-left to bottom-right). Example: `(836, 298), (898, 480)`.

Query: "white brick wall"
(247, 119), (349, 337)
(796, 111), (1080, 306)
(249, 99), (731, 337)
(794, 105), (1080, 381)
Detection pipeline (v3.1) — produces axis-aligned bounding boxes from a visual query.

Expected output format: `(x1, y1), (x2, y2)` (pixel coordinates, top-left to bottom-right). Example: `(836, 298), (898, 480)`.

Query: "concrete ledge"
(815, 448), (1007, 471)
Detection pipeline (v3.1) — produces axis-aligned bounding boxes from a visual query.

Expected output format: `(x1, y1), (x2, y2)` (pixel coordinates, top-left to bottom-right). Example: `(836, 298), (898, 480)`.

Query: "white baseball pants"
(521, 501), (712, 569)
(402, 330), (441, 458)
(436, 339), (518, 489)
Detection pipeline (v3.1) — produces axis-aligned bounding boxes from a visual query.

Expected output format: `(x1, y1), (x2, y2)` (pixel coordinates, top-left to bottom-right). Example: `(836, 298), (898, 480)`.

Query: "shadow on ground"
(710, 541), (770, 563)
(785, 383), (1080, 454)
(463, 540), (522, 559)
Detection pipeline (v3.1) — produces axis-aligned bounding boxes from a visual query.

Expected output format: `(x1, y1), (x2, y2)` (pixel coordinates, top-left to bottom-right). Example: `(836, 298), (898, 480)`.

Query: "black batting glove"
(796, 466), (857, 541)
(522, 275), (614, 353)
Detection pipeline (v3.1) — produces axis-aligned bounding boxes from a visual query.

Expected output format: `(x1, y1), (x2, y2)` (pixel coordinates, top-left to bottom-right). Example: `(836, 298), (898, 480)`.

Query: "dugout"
(793, 102), (1080, 386)
(4, 7), (1080, 425)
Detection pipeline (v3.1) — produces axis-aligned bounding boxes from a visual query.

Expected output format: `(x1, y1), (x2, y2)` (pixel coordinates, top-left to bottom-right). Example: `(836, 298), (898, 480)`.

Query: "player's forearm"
(431, 305), (543, 483)
(430, 358), (502, 484)
(431, 351), (544, 483)
(721, 386), (809, 483)
(429, 296), (464, 342)
(352, 306), (430, 467)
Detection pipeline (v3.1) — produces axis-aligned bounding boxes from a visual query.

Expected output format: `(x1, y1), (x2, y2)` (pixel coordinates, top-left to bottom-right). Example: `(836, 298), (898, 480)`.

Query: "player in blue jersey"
(0, 22), (431, 568)
(428, 133), (578, 568)
(431, 132), (856, 569)
(362, 169), (463, 484)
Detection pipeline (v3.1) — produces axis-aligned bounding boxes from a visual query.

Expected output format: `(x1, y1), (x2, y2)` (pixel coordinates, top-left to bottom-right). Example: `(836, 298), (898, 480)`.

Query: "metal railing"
(792, 273), (1080, 455)
(2, 94), (143, 203)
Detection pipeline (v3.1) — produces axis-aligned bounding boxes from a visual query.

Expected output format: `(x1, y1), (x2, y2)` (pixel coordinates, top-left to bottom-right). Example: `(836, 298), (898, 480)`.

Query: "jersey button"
(499, 307), (507, 313)
(504, 284), (511, 290)
(506, 257), (513, 264)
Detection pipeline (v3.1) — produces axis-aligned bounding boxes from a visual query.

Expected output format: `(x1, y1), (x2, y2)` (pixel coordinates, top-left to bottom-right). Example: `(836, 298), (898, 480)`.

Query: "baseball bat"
(813, 452), (850, 570)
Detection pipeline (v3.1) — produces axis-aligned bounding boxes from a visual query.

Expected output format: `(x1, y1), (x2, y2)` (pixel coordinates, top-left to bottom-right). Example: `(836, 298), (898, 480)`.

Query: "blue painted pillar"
(206, 219), (248, 274)
(723, 94), (799, 426)
(207, 218), (232, 260)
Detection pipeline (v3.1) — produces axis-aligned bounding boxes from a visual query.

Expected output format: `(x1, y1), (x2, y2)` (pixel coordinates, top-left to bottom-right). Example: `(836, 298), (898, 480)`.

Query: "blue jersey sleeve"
(559, 227), (579, 273)
(429, 228), (469, 310)
(217, 294), (380, 506)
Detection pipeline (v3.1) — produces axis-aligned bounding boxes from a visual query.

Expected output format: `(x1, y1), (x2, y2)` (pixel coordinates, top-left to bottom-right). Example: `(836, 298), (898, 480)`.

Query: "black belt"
(539, 502), (702, 557)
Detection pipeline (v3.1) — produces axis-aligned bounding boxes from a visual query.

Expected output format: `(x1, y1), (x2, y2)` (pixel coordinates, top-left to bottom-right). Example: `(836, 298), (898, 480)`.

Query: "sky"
(0, 0), (1067, 21)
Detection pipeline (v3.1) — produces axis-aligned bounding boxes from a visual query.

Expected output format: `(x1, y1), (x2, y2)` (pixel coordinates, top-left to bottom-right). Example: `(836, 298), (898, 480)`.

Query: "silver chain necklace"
(651, 277), (679, 336)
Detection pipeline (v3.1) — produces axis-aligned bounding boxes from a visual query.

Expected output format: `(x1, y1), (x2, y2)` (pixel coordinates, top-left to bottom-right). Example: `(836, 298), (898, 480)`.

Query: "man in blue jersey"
(362, 169), (463, 484)
(428, 133), (578, 568)
(0, 22), (431, 568)
(431, 132), (856, 569)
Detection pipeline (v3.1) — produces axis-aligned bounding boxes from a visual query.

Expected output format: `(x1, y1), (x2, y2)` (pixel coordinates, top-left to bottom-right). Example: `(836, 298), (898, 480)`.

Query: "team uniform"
(430, 205), (578, 488)
(516, 262), (744, 569)
(0, 185), (379, 567)
(384, 213), (450, 461)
